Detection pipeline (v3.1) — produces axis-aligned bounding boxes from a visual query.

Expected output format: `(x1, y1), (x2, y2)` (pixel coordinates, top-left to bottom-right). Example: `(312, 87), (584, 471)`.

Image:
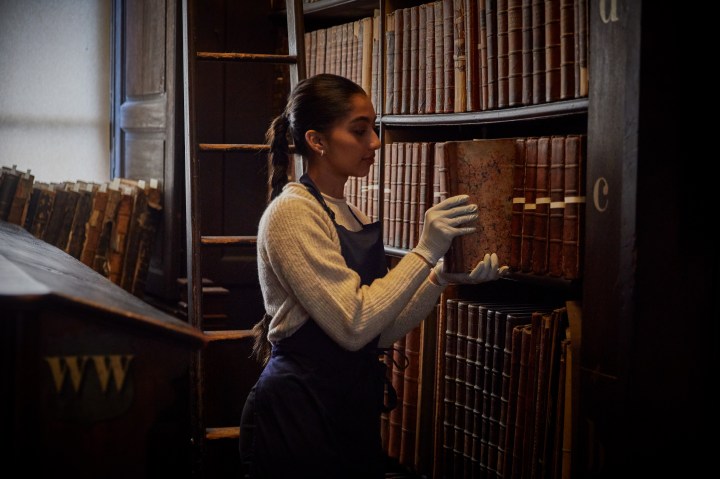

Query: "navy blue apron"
(240, 174), (394, 478)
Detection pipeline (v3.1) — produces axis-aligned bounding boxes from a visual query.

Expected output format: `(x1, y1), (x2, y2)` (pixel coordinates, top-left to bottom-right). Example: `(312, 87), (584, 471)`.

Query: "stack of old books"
(0, 164), (162, 298)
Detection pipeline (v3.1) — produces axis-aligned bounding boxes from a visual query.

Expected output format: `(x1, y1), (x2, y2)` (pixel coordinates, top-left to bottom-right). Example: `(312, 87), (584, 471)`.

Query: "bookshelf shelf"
(381, 98), (589, 127)
(303, 0), (378, 20)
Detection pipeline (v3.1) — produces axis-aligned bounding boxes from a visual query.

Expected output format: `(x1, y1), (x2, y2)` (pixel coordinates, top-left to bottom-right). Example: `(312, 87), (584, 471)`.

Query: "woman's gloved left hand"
(431, 252), (509, 285)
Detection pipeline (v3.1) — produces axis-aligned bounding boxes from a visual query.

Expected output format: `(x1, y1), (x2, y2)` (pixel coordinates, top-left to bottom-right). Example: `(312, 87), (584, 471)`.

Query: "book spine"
(485, 0), (498, 109)
(531, 137), (551, 274)
(424, 4), (436, 114)
(418, 5), (427, 114)
(544, 0), (561, 102)
(442, 299), (459, 476)
(434, 1), (445, 112)
(453, 0), (467, 113)
(442, 0), (455, 113)
(496, 0), (509, 109)
(464, 0), (479, 111)
(520, 138), (538, 272)
(559, 0), (575, 99)
(547, 135), (566, 276)
(507, 0), (524, 107)
(521, 0), (533, 105)
(531, 0), (546, 104)
(561, 134), (584, 279)
(509, 139), (527, 271)
(400, 325), (421, 467)
(401, 8), (412, 114)
(409, 6), (419, 114)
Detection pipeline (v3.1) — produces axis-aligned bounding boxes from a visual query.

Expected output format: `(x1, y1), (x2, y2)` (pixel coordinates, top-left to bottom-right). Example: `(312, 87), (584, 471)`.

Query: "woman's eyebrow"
(349, 116), (375, 124)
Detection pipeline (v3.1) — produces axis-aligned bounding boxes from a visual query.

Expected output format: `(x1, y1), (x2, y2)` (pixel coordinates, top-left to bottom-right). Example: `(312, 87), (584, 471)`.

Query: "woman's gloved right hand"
(412, 195), (478, 266)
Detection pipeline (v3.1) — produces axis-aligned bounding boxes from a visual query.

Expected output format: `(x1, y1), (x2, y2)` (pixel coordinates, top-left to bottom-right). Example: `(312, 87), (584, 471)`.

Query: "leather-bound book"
(478, 0), (489, 110)
(316, 27), (326, 74)
(441, 139), (516, 274)
(65, 182), (95, 260)
(442, 298), (459, 476)
(0, 165), (20, 221)
(539, 308), (567, 478)
(417, 143), (433, 244)
(510, 324), (532, 478)
(383, 143), (392, 245)
(521, 0), (534, 105)
(452, 300), (470, 477)
(434, 1), (445, 112)
(22, 182), (43, 232)
(520, 138), (538, 273)
(120, 180), (147, 292)
(561, 134), (584, 279)
(464, 0), (479, 111)
(576, 0), (588, 97)
(469, 302), (486, 476)
(79, 182), (108, 267)
(531, 0), (546, 104)
(485, 0), (499, 109)
(502, 321), (530, 478)
(401, 143), (413, 249)
(107, 184), (135, 285)
(520, 312), (543, 478)
(418, 5), (427, 114)
(7, 168), (34, 226)
(547, 135), (566, 276)
(531, 136), (551, 275)
(497, 0), (509, 108)
(509, 139), (527, 271)
(393, 9), (404, 114)
(409, 6), (419, 114)
(92, 182), (122, 276)
(424, 3), (436, 114)
(361, 16), (374, 102)
(371, 14), (380, 110)
(544, 0), (561, 102)
(388, 143), (398, 247)
(559, 0), (575, 99)
(401, 8), (412, 114)
(442, 0), (455, 113)
(43, 185), (79, 250)
(306, 30), (315, 77)
(453, 0), (467, 113)
(394, 143), (406, 248)
(495, 310), (534, 478)
(464, 302), (481, 476)
(507, 0), (524, 106)
(408, 142), (420, 249)
(384, 12), (396, 114)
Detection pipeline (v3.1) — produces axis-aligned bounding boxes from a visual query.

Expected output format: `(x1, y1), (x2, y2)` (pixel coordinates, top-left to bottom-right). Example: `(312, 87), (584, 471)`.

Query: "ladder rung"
(197, 52), (298, 64)
(199, 143), (269, 152)
(203, 330), (254, 341)
(201, 235), (257, 245)
(206, 427), (240, 440)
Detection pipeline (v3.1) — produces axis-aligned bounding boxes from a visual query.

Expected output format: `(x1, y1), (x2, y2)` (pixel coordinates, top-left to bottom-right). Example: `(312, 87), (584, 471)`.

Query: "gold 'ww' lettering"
(91, 355), (135, 393)
(44, 354), (135, 393)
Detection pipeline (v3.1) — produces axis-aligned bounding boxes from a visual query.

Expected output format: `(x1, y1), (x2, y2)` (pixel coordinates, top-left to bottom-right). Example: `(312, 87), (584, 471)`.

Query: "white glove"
(432, 253), (509, 285)
(412, 195), (479, 266)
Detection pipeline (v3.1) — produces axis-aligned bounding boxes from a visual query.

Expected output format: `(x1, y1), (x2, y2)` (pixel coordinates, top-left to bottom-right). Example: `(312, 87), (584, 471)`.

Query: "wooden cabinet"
(1, 221), (206, 478)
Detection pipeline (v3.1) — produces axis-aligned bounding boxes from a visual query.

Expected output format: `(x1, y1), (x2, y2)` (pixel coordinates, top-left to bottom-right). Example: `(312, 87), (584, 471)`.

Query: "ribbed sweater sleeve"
(258, 183), (443, 351)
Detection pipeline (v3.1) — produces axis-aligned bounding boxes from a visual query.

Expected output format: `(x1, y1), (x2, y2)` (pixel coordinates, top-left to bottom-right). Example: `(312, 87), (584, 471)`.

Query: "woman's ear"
(305, 130), (325, 156)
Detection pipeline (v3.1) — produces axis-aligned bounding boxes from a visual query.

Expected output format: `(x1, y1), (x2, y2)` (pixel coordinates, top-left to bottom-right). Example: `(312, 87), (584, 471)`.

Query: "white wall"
(0, 0), (111, 184)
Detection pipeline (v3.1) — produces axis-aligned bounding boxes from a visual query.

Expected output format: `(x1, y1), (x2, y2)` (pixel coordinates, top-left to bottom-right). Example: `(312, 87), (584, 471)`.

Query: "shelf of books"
(0, 165), (163, 299)
(301, 0), (588, 476)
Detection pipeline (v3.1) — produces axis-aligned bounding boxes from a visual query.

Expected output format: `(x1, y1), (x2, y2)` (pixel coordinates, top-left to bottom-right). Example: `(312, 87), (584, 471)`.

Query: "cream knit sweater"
(258, 181), (445, 351)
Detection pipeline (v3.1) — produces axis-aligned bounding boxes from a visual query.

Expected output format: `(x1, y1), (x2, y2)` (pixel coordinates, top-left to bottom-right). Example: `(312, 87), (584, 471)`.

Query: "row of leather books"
(305, 0), (588, 116)
(304, 13), (382, 111)
(345, 135), (585, 281)
(440, 299), (576, 479)
(0, 164), (162, 298)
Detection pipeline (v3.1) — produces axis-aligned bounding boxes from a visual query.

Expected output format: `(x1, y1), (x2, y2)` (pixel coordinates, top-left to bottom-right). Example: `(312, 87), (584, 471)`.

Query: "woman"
(239, 73), (504, 478)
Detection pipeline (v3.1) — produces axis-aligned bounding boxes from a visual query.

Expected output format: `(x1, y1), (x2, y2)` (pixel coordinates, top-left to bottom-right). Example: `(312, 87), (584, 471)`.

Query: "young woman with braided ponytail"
(239, 73), (505, 478)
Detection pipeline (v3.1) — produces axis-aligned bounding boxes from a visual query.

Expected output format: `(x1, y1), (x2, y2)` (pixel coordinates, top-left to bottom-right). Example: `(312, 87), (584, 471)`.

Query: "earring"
(320, 149), (324, 157)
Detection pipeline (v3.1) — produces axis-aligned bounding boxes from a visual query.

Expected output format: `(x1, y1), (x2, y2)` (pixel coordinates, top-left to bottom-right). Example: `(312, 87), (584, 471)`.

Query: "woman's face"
(321, 93), (380, 179)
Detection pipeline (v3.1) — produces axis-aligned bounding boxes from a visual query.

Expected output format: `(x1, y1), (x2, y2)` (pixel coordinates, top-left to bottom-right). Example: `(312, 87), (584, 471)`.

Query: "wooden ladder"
(180, 0), (305, 475)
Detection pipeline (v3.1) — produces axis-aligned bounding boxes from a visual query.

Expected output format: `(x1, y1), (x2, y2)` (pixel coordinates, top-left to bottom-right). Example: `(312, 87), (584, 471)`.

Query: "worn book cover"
(438, 139), (516, 273)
